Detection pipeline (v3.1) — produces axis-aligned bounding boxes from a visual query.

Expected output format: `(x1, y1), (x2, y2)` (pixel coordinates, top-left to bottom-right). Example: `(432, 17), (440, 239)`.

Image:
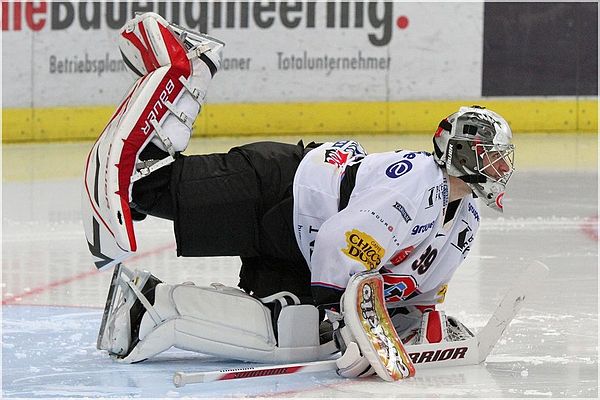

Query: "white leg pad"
(83, 12), (224, 269)
(147, 58), (211, 153)
(121, 283), (335, 364)
(82, 60), (212, 269)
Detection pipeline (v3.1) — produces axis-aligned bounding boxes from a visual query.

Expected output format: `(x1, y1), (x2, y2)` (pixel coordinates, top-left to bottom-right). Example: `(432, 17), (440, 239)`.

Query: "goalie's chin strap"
(458, 174), (487, 184)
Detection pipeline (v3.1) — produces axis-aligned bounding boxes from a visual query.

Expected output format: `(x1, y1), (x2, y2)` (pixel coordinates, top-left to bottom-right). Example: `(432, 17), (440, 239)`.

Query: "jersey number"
(411, 245), (438, 275)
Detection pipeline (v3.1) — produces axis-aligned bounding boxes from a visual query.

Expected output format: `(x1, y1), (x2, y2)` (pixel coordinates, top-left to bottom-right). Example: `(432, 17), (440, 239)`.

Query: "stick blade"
(173, 372), (188, 387)
(477, 260), (549, 362)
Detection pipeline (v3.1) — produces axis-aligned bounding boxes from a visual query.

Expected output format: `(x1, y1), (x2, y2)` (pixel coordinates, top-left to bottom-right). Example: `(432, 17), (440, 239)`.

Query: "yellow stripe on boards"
(3, 133), (595, 182)
(2, 99), (597, 143)
(204, 102), (389, 136)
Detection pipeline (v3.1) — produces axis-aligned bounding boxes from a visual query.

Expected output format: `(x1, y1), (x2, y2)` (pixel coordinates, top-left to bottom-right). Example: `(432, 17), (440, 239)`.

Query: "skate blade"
(96, 265), (153, 353)
(97, 264), (124, 350)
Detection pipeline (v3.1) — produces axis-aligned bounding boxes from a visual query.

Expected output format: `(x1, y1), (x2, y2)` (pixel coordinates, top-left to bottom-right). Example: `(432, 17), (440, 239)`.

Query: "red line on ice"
(580, 215), (598, 242)
(2, 243), (175, 305)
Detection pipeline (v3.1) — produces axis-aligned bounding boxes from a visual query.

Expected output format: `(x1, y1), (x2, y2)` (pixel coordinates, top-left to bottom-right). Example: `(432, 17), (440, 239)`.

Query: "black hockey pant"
(130, 141), (313, 300)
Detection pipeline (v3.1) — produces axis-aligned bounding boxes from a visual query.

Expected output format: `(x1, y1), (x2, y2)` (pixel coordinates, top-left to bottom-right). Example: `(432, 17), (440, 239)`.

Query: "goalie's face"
(478, 145), (514, 185)
(433, 106), (515, 212)
(469, 143), (515, 212)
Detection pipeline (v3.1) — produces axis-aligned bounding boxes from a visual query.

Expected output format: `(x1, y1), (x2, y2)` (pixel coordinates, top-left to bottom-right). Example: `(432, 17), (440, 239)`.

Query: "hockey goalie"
(83, 13), (517, 381)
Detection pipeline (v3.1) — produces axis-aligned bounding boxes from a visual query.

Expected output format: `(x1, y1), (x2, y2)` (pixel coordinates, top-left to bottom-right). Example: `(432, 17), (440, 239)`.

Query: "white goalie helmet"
(433, 106), (515, 212)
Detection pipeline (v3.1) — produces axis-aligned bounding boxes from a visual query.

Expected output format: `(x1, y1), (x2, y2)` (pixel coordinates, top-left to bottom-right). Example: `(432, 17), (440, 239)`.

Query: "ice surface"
(2, 134), (598, 397)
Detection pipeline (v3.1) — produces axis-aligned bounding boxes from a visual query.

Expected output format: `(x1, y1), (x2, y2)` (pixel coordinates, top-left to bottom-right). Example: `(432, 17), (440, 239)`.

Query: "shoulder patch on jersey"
(323, 140), (366, 168)
(392, 202), (412, 223)
(324, 148), (350, 168)
(385, 151), (430, 179)
(342, 229), (385, 270)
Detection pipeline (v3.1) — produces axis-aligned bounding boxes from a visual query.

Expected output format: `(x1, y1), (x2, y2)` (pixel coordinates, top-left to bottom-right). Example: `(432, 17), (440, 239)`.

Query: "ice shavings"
(524, 389), (553, 396)
(487, 354), (589, 365)
(480, 216), (587, 232)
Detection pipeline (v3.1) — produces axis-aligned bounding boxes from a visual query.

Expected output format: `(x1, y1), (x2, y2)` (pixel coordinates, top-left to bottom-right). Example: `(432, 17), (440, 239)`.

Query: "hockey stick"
(173, 359), (338, 387)
(476, 260), (549, 362)
(172, 260), (549, 386)
(406, 260), (549, 368)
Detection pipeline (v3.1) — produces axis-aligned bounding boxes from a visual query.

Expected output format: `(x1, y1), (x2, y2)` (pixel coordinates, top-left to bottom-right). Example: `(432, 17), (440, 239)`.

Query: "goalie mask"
(433, 106), (515, 212)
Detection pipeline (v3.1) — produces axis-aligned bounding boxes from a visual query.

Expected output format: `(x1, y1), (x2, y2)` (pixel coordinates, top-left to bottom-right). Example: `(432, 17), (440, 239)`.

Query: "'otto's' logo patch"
(342, 229), (385, 270)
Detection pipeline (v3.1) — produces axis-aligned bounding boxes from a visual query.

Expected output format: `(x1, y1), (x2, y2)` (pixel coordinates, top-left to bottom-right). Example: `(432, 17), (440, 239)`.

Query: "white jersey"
(293, 141), (480, 307)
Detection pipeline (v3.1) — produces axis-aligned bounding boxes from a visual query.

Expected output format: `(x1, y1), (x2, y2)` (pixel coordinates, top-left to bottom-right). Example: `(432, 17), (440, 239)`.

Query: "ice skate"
(97, 264), (162, 358)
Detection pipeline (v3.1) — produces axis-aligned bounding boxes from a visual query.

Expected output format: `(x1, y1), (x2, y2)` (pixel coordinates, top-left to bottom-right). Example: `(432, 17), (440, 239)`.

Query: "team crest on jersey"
(324, 148), (350, 168)
(342, 229), (385, 270)
(324, 140), (365, 168)
(382, 274), (418, 303)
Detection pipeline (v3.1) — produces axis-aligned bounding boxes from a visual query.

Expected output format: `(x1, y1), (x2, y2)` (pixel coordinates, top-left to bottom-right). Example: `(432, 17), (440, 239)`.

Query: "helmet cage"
(435, 106), (515, 211)
(474, 143), (515, 187)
